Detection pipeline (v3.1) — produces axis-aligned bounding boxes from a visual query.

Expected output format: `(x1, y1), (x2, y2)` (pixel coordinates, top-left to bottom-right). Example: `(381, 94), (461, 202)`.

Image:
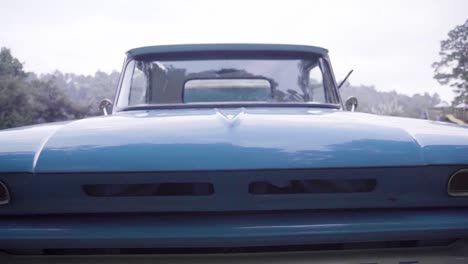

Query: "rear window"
(184, 79), (271, 103)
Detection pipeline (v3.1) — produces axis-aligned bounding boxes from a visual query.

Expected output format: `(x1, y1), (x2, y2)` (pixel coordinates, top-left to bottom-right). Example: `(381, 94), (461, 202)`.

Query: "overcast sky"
(1, 0), (467, 102)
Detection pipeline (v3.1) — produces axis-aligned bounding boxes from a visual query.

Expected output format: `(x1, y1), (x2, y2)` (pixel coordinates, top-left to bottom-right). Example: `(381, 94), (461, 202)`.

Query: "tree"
(432, 19), (468, 103)
(0, 47), (96, 129)
(0, 47), (25, 77)
(38, 70), (119, 116)
(30, 79), (88, 123)
(0, 48), (34, 129)
(371, 99), (404, 117)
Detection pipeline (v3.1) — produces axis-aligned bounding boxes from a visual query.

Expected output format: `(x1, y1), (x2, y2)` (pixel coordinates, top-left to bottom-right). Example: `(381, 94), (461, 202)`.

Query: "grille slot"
(249, 179), (376, 195)
(83, 183), (214, 197)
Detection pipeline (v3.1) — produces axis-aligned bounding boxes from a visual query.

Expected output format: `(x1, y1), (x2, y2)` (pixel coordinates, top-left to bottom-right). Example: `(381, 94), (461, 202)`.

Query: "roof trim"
(126, 44), (328, 58)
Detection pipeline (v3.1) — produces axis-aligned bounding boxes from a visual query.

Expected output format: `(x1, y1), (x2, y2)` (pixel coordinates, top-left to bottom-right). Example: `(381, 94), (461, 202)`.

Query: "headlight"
(448, 169), (468, 196)
(0, 181), (10, 205)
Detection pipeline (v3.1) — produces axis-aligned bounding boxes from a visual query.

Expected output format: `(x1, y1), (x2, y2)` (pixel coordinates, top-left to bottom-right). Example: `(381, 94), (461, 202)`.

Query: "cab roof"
(126, 44), (328, 58)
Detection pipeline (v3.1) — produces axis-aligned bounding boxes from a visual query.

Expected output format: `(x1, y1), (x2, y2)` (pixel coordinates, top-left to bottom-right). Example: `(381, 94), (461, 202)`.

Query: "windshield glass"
(116, 55), (339, 108)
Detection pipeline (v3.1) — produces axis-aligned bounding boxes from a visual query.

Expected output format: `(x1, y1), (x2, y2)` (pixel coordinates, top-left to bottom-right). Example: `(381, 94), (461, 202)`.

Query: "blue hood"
(1, 108), (467, 173)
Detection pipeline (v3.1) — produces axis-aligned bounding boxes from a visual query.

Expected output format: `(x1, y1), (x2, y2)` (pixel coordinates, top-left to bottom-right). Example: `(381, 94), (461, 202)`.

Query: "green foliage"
(0, 47), (25, 77)
(0, 75), (33, 128)
(30, 79), (87, 123)
(432, 19), (468, 103)
(0, 48), (33, 128)
(38, 70), (119, 116)
(0, 47), (119, 129)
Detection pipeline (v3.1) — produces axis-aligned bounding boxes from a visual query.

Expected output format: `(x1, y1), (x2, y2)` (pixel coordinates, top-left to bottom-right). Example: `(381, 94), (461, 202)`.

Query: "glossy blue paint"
(0, 108), (467, 173)
(0, 122), (68, 173)
(34, 108), (468, 173)
(2, 209), (468, 249)
(126, 44), (329, 58)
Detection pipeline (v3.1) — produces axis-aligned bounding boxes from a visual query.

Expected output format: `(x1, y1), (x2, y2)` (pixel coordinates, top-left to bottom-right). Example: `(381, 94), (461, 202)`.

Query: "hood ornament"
(215, 108), (245, 127)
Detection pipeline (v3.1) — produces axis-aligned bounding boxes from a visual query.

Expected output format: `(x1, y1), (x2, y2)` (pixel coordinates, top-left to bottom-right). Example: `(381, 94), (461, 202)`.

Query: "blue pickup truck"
(0, 44), (468, 263)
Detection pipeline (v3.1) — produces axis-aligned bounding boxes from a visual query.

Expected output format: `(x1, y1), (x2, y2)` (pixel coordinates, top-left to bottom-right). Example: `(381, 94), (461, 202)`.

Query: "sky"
(1, 0), (467, 102)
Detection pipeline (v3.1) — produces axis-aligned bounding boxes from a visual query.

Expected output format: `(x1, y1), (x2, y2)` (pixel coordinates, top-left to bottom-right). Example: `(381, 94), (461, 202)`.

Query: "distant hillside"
(340, 83), (441, 118)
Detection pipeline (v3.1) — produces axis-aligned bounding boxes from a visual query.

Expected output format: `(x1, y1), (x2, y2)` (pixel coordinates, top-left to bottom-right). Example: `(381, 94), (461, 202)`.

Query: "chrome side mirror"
(99, 99), (113, 116)
(345, 96), (358, 112)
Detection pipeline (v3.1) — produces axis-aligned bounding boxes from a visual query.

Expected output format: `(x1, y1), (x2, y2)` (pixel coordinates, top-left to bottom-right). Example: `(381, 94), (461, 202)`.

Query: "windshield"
(116, 54), (339, 108)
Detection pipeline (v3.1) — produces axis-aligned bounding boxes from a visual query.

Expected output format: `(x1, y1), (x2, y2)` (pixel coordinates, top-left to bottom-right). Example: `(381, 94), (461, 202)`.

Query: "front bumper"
(2, 239), (468, 264)
(2, 209), (468, 249)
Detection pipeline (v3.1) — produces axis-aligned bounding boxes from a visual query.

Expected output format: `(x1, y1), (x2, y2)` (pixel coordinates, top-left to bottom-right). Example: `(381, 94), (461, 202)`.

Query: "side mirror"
(345, 96), (358, 112)
(99, 99), (113, 116)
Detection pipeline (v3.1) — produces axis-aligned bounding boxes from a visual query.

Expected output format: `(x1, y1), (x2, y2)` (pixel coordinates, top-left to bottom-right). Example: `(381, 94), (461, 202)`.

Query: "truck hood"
(1, 108), (467, 173)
